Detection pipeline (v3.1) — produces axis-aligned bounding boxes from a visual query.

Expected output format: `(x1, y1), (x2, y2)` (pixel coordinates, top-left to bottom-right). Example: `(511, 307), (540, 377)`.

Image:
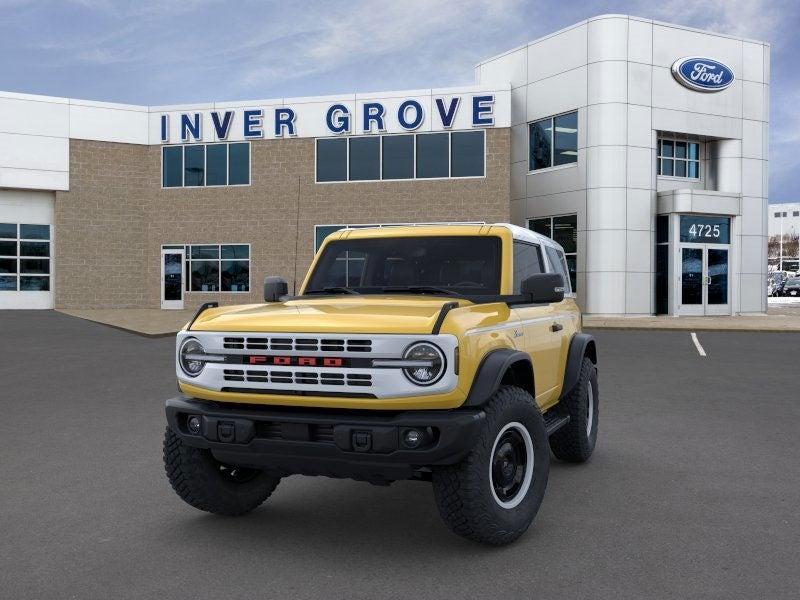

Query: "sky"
(1, 0), (798, 201)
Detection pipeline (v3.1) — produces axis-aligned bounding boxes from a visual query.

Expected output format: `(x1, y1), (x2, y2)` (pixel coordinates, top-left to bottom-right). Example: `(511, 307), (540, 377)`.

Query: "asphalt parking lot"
(1, 311), (798, 600)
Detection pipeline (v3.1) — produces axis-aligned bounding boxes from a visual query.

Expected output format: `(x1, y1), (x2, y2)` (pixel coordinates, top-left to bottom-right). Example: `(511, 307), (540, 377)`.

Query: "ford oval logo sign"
(671, 57), (735, 92)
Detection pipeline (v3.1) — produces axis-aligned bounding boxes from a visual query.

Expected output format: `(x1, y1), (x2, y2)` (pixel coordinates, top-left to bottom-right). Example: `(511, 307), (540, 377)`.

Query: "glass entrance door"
(161, 249), (185, 309)
(678, 244), (729, 316)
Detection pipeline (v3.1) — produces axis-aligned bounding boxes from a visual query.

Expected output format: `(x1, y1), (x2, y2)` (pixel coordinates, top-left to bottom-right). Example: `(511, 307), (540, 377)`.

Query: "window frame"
(657, 136), (701, 181)
(314, 130), (486, 184)
(161, 243), (251, 293)
(527, 109), (579, 174)
(161, 142), (251, 189)
(0, 222), (52, 292)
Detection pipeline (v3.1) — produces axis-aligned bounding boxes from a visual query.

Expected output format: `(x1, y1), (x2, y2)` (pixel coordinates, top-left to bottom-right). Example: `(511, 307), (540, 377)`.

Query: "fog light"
(403, 428), (423, 448)
(187, 415), (202, 435)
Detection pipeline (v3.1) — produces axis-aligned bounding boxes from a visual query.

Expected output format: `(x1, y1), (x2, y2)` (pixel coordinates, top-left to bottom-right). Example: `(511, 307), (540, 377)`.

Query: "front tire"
(431, 385), (550, 545)
(163, 426), (280, 516)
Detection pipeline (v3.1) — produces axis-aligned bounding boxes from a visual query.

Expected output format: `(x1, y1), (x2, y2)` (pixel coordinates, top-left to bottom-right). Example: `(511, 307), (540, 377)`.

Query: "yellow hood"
(189, 296), (462, 334)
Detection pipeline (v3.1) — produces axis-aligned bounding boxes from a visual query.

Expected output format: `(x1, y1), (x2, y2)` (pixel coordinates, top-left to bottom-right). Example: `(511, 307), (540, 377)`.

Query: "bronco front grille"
(223, 369), (372, 387)
(223, 337), (372, 353)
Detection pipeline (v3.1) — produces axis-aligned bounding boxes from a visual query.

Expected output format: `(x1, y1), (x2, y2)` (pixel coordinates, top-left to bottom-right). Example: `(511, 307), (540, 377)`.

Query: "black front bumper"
(165, 396), (485, 483)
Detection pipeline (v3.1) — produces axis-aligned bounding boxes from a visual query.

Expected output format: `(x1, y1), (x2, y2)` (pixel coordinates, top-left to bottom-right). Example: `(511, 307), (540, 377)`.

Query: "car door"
(512, 240), (561, 407)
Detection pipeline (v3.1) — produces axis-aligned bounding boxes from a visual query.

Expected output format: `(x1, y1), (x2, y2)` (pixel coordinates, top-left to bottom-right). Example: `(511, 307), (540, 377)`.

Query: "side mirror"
(264, 276), (288, 302)
(522, 273), (565, 304)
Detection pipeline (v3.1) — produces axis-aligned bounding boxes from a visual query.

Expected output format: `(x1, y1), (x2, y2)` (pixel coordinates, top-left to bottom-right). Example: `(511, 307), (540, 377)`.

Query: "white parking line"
(690, 332), (707, 357)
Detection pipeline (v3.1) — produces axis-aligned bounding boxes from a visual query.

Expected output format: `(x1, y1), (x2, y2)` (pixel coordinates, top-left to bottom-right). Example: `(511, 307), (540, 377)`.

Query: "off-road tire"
(431, 385), (549, 545)
(163, 426), (280, 516)
(549, 357), (598, 463)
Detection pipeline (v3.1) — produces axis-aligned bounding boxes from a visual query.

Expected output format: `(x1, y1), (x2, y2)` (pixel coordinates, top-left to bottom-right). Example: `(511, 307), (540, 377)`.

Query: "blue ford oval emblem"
(671, 57), (735, 92)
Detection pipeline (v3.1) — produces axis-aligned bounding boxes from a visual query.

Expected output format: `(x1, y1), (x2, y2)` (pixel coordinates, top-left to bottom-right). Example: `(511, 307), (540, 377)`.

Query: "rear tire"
(431, 385), (549, 545)
(163, 426), (280, 516)
(549, 357), (598, 463)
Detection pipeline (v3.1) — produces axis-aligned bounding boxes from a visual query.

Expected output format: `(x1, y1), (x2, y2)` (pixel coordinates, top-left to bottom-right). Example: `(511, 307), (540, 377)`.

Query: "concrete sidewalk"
(56, 303), (800, 336)
(57, 308), (194, 336)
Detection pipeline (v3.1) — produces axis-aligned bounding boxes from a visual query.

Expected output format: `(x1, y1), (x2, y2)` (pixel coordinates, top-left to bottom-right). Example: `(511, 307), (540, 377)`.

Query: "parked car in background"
(782, 277), (800, 297)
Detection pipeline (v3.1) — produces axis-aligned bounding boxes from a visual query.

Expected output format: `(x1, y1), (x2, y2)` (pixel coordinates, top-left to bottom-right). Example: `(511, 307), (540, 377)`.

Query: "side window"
(513, 241), (543, 293)
(545, 245), (572, 294)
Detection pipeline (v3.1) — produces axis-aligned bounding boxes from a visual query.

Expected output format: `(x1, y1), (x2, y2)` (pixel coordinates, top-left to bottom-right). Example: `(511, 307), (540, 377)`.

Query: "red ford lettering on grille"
(247, 356), (345, 367)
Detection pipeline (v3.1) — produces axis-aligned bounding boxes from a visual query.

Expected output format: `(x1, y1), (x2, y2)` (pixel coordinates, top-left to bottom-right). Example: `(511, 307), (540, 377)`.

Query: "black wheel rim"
(218, 463), (260, 484)
(491, 429), (528, 503)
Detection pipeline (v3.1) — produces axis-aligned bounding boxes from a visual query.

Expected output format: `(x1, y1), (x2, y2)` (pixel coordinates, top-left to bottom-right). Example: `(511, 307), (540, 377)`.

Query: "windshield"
(304, 235), (502, 296)
(787, 278), (800, 286)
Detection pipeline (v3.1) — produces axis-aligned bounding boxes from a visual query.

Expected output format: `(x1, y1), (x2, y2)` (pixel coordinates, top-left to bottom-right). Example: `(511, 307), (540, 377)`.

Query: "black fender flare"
(463, 349), (534, 407)
(559, 333), (597, 400)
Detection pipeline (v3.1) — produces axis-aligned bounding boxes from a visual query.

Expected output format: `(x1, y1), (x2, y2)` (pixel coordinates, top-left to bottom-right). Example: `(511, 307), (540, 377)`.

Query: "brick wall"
(55, 128), (510, 308)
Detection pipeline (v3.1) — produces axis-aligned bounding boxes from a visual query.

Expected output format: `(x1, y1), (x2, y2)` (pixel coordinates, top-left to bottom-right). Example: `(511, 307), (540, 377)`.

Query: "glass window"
(315, 225), (343, 252)
(381, 135), (413, 180)
(20, 241), (49, 257)
(20, 259), (49, 274)
(163, 143), (248, 188)
(221, 260), (250, 292)
(527, 215), (578, 292)
(20, 276), (49, 291)
(513, 241), (543, 293)
(545, 245), (571, 294)
(221, 244), (249, 259)
(0, 241), (16, 256)
(552, 215), (577, 254)
(658, 137), (699, 179)
(0, 258), (15, 273)
(20, 224), (49, 240)
(191, 260), (219, 292)
(529, 119), (552, 170)
(416, 133), (449, 178)
(554, 112), (578, 166)
(0, 275), (16, 290)
(348, 137), (380, 181)
(680, 215), (730, 244)
(179, 244), (250, 293)
(0, 223), (16, 238)
(316, 138), (348, 182)
(228, 143), (250, 185)
(206, 144), (228, 186)
(529, 111), (577, 171)
(529, 217), (552, 238)
(162, 146), (183, 187)
(306, 236), (502, 296)
(451, 131), (484, 177)
(184, 145), (205, 186)
(191, 245), (219, 259)
(774, 212), (781, 217)
(656, 215), (669, 244)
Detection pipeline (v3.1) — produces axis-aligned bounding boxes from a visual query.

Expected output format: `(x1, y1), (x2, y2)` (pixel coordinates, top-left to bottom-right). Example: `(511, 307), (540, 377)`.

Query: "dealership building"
(0, 14), (770, 316)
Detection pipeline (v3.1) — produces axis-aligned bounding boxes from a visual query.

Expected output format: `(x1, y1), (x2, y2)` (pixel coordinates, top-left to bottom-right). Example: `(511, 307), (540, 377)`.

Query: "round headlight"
(402, 342), (445, 386)
(179, 337), (206, 377)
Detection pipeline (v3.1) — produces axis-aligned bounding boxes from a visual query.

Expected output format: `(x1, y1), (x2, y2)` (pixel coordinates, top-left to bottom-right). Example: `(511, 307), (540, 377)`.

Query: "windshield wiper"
(380, 285), (462, 297)
(304, 286), (360, 295)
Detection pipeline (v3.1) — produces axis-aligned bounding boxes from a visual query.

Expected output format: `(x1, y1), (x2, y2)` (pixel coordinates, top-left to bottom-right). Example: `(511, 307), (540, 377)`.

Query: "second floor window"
(529, 111), (578, 171)
(162, 142), (250, 188)
(658, 137), (700, 179)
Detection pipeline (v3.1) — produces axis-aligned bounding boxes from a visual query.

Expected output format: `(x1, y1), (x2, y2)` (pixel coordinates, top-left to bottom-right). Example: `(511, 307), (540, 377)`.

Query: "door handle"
(551, 322), (563, 332)
(706, 276), (711, 285)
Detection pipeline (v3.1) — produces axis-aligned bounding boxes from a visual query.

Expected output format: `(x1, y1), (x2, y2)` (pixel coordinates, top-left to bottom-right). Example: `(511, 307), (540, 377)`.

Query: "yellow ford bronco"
(164, 224), (598, 545)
